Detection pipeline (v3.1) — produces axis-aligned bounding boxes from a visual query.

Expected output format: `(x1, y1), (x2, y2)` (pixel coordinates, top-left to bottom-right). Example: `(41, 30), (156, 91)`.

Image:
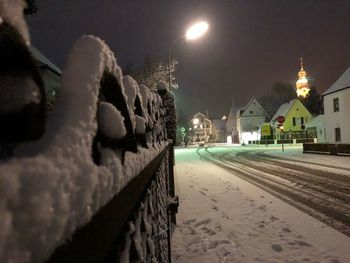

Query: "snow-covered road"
(171, 145), (350, 263)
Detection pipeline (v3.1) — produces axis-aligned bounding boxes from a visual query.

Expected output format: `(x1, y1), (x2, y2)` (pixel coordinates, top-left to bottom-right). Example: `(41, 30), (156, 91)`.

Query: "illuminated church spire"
(296, 57), (310, 98)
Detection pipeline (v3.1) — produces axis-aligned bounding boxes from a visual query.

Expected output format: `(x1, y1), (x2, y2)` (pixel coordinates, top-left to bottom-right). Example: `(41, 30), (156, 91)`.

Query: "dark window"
(333, 98), (339, 112)
(301, 117), (304, 125)
(249, 110), (253, 114)
(293, 117), (296, 126)
(335, 128), (341, 142)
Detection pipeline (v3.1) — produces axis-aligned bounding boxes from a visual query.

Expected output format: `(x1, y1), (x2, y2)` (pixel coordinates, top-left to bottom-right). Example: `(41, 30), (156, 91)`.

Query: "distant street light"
(168, 21), (209, 92)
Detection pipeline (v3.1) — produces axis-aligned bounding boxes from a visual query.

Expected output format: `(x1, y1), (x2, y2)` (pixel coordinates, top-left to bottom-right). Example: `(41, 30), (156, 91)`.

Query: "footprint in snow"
(183, 218), (196, 225)
(270, 215), (279, 221)
(282, 227), (291, 233)
(271, 244), (283, 252)
(199, 190), (207, 196)
(200, 226), (216, 235)
(194, 218), (211, 227)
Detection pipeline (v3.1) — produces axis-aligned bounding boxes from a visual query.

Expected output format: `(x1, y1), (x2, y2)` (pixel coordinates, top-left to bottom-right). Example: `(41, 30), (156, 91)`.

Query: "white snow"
(135, 115), (146, 134)
(0, 0), (30, 44)
(264, 145), (350, 170)
(98, 101), (126, 139)
(123, 75), (148, 136)
(0, 35), (169, 263)
(172, 146), (350, 263)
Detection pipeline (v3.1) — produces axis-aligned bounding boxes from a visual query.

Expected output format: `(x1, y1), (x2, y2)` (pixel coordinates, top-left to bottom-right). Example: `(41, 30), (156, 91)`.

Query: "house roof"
(271, 99), (297, 121)
(30, 46), (62, 75)
(237, 97), (267, 117)
(323, 66), (350, 96)
(191, 112), (211, 123)
(305, 114), (324, 128)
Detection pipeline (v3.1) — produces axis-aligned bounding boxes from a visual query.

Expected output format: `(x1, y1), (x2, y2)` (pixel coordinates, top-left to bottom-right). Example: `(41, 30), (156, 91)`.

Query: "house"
(305, 115), (326, 143)
(191, 112), (213, 142)
(212, 118), (226, 143)
(226, 104), (239, 143)
(271, 99), (312, 138)
(30, 46), (61, 107)
(237, 98), (269, 144)
(323, 66), (350, 143)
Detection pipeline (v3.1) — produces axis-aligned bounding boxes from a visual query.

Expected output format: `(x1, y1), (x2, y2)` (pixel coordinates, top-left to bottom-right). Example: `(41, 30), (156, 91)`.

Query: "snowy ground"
(171, 146), (350, 263)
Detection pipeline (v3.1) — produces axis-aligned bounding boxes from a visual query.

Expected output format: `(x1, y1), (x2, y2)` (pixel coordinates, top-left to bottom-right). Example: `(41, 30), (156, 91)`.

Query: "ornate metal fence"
(46, 147), (176, 263)
(0, 4), (177, 262)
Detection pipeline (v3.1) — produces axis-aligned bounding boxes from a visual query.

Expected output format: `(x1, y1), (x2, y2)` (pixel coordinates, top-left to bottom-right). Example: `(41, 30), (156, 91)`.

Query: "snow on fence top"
(0, 17), (174, 263)
(0, 0), (30, 45)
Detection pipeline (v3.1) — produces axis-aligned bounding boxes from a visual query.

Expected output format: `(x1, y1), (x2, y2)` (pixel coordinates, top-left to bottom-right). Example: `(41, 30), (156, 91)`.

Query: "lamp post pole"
(167, 21), (208, 92)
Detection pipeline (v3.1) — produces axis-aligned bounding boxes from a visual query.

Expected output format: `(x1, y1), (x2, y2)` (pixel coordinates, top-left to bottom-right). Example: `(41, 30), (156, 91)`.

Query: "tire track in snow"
(196, 147), (350, 237)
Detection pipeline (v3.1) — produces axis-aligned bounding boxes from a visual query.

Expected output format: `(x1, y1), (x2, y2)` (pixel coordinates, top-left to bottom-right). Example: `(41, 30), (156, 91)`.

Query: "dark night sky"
(27, 0), (350, 118)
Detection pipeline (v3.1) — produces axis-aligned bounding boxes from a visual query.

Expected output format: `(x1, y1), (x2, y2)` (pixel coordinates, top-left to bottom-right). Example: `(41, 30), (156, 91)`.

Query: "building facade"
(191, 112), (213, 143)
(237, 98), (268, 144)
(305, 115), (326, 143)
(323, 67), (350, 143)
(271, 99), (313, 138)
(30, 46), (61, 109)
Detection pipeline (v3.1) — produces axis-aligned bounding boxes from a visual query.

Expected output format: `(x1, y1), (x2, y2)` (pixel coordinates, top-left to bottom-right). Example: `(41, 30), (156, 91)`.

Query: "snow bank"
(0, 35), (170, 263)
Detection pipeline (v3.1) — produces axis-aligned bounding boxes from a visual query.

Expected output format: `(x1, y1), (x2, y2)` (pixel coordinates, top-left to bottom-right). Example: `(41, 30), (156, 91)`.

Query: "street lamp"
(168, 21), (209, 92)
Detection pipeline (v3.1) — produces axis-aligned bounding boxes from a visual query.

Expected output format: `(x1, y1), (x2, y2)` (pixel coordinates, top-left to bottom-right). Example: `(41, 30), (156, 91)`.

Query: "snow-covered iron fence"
(0, 4), (177, 262)
(47, 146), (176, 263)
(303, 143), (350, 156)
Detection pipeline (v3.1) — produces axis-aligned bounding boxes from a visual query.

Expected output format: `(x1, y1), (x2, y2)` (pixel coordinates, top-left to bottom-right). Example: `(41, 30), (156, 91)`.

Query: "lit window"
(333, 98), (339, 112)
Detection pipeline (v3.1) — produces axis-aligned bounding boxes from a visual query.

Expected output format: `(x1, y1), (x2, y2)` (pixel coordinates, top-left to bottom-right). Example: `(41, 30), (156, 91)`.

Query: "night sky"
(27, 0), (350, 118)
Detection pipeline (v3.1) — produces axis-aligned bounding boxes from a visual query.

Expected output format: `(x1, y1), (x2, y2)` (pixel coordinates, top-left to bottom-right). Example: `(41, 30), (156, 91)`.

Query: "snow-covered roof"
(192, 112), (210, 122)
(305, 114), (325, 128)
(30, 46), (62, 75)
(271, 99), (297, 121)
(237, 97), (267, 117)
(323, 66), (350, 96)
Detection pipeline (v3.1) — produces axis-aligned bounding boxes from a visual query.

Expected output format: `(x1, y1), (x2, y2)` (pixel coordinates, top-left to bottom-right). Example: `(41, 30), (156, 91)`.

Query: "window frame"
(333, 97), (339, 112)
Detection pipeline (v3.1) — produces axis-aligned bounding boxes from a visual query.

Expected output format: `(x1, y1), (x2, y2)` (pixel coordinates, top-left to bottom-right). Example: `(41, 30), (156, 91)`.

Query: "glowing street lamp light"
(193, 118), (199, 125)
(168, 21), (209, 92)
(186, 21), (209, 41)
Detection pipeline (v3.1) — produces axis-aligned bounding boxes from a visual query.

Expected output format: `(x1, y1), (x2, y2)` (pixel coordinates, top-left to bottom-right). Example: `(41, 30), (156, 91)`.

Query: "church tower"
(296, 58), (310, 98)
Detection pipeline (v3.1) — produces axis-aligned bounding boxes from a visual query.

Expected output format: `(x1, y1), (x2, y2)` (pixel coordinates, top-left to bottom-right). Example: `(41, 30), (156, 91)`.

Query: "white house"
(191, 112), (213, 142)
(323, 66), (350, 143)
(305, 115), (326, 143)
(237, 98), (268, 144)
